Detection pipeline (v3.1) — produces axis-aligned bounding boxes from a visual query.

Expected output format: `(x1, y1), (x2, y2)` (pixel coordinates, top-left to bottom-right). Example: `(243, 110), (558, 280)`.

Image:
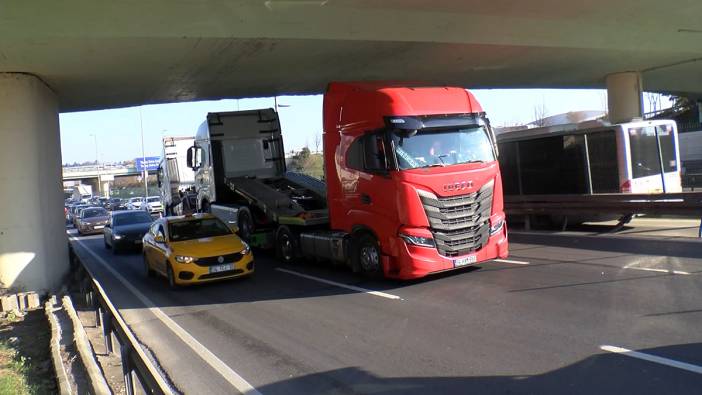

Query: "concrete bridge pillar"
(606, 71), (644, 123)
(0, 73), (68, 293)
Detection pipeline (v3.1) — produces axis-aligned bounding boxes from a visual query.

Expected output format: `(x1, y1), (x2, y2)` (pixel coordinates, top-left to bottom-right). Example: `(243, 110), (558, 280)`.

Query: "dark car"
(104, 210), (154, 253)
(107, 198), (127, 211)
(76, 207), (110, 235)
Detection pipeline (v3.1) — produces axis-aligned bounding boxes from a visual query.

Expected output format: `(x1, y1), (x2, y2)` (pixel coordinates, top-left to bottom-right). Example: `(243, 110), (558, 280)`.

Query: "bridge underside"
(1, 1), (702, 111)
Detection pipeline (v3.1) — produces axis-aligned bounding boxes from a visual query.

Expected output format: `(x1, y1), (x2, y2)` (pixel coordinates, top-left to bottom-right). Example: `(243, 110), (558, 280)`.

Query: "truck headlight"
(399, 233), (435, 248)
(489, 219), (504, 236)
(241, 242), (251, 255)
(175, 255), (195, 263)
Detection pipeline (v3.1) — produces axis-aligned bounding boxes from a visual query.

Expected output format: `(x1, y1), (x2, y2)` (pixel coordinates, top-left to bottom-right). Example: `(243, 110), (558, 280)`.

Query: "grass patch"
(0, 310), (56, 395)
(0, 342), (37, 394)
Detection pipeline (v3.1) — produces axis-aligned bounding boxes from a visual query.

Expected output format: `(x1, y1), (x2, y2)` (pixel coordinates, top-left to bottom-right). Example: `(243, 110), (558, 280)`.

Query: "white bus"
(497, 119), (682, 197)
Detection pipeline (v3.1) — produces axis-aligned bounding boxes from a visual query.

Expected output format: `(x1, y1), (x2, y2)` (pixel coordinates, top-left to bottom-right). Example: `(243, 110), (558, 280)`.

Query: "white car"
(145, 196), (163, 214)
(127, 197), (144, 210)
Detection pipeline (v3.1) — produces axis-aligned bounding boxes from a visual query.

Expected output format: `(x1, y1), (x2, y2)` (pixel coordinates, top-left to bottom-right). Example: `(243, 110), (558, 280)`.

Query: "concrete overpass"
(2, 0), (702, 291)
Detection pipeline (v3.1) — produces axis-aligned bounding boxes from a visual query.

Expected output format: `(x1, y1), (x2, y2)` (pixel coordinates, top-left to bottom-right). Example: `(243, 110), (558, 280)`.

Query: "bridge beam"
(0, 73), (68, 293)
(606, 71), (644, 123)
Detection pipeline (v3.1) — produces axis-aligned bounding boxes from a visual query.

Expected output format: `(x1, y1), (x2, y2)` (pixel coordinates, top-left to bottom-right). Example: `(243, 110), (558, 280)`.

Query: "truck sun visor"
(384, 114), (484, 131)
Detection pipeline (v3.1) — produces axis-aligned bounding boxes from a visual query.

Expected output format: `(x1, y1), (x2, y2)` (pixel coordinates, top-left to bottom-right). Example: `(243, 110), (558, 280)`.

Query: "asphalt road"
(67, 228), (702, 394)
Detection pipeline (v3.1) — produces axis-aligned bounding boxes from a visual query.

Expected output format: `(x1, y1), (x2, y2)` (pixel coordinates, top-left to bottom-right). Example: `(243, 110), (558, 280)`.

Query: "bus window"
(629, 125), (677, 179)
(586, 131), (619, 193)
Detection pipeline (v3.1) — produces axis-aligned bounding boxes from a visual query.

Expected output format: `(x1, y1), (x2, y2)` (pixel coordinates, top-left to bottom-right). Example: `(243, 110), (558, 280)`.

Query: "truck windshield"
(391, 127), (495, 170)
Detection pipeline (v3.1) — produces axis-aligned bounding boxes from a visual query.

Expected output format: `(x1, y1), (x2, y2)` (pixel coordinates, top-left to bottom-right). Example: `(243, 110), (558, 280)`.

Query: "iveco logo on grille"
(443, 181), (473, 192)
(217, 256), (224, 264)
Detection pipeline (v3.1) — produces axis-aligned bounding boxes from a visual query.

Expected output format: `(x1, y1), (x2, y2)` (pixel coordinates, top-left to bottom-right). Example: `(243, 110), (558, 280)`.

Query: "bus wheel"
(237, 207), (254, 242)
(275, 225), (298, 264)
(354, 233), (384, 279)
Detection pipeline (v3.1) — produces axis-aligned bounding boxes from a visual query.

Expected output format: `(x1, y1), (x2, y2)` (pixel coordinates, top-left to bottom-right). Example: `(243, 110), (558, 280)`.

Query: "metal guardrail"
(505, 192), (702, 235)
(69, 245), (174, 395)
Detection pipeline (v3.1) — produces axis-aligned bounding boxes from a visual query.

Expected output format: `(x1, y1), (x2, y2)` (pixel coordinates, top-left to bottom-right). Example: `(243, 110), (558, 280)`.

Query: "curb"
(62, 295), (112, 395)
(45, 298), (72, 395)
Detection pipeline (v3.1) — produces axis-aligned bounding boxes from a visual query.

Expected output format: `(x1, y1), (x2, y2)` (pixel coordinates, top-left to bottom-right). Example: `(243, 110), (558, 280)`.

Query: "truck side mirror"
(186, 146), (195, 169)
(156, 166), (162, 187)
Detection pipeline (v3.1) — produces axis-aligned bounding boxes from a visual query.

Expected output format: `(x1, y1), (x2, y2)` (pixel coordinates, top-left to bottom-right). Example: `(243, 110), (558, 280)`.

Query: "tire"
(275, 225), (298, 264)
(201, 200), (211, 214)
(104, 236), (111, 250)
(237, 207), (254, 242)
(353, 233), (384, 279)
(166, 265), (178, 289)
(144, 255), (155, 278)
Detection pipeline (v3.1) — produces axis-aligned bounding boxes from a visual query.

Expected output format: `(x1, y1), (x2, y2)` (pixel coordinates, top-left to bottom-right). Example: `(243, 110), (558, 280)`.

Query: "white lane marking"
(600, 345), (702, 374)
(69, 236), (262, 395)
(275, 268), (403, 300)
(623, 266), (690, 275)
(493, 259), (530, 265)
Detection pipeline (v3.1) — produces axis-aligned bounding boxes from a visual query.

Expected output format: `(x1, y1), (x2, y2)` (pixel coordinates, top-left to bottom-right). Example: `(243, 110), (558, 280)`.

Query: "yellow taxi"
(142, 213), (253, 287)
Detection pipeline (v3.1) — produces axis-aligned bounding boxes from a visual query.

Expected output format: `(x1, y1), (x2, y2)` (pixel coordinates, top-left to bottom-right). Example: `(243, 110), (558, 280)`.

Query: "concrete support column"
(606, 72), (643, 123)
(0, 73), (68, 293)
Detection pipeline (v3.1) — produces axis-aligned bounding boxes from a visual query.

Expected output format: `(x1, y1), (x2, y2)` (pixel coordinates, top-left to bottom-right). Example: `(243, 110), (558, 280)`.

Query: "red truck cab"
(323, 82), (508, 279)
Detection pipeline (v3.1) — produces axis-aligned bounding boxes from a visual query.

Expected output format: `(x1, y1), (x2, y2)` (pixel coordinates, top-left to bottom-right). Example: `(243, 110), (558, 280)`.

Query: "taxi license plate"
(209, 264), (232, 273)
(453, 255), (477, 267)
(94, 225), (105, 230)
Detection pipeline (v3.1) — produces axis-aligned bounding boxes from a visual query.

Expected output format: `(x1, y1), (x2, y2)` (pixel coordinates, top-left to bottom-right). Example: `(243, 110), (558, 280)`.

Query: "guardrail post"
(120, 344), (135, 395)
(102, 310), (113, 354)
(95, 300), (101, 327)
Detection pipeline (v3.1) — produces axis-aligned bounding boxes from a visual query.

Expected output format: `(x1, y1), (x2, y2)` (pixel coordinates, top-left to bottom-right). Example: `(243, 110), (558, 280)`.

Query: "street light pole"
(139, 107), (148, 199)
(89, 133), (98, 165)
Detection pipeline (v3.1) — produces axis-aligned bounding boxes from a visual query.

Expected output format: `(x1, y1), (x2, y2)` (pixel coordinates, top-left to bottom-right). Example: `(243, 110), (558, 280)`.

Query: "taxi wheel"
(143, 255), (155, 278)
(167, 265), (178, 289)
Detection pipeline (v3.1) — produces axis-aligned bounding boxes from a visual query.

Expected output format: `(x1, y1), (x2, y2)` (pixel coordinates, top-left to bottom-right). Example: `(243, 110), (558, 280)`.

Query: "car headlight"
(113, 234), (123, 240)
(241, 242), (251, 255)
(489, 218), (504, 236)
(399, 233), (435, 248)
(175, 255), (195, 263)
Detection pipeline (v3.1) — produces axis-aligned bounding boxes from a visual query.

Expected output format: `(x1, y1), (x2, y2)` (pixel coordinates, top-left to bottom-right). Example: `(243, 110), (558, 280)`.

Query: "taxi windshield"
(169, 218), (232, 242)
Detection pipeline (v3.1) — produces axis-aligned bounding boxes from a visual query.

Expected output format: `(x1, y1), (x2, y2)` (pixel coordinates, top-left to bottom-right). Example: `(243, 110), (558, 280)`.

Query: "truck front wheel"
(354, 234), (384, 279)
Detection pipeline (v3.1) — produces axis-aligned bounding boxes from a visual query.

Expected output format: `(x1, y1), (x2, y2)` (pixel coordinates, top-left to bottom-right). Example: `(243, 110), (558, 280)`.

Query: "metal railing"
(69, 245), (174, 395)
(504, 192), (702, 235)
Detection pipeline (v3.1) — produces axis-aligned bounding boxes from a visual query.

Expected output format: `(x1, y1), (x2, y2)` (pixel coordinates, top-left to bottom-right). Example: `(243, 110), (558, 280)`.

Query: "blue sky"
(59, 89), (663, 164)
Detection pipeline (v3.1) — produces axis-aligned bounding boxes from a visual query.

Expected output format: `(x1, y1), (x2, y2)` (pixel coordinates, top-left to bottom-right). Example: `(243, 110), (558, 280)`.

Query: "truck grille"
(419, 182), (493, 257)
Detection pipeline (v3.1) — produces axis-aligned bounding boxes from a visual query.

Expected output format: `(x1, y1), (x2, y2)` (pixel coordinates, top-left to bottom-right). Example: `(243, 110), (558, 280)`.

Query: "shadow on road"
(255, 343), (702, 395)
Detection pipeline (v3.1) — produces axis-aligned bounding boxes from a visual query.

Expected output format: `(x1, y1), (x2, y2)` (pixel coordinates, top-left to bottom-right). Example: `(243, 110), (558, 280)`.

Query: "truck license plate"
(453, 255), (477, 267)
(209, 264), (232, 273)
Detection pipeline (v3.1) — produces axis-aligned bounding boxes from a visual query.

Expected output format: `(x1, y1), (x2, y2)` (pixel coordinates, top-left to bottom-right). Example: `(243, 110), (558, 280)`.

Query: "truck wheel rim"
(280, 234), (293, 260)
(361, 245), (379, 272)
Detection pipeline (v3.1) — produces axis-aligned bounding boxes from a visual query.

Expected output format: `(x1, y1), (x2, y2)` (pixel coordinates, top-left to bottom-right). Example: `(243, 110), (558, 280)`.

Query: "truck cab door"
(344, 133), (398, 243)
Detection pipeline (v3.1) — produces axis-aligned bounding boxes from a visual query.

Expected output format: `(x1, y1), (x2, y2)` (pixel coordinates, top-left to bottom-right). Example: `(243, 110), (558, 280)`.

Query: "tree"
(532, 101), (548, 127)
(313, 133), (322, 153)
